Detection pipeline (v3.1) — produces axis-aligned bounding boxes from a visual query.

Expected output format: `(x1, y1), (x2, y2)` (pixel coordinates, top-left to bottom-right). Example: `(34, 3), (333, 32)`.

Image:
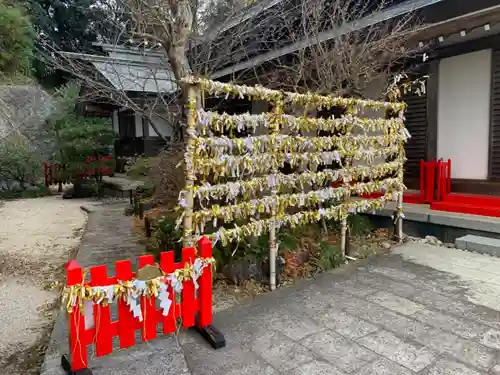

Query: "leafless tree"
(38, 0), (292, 140)
(39, 0), (427, 144)
(249, 0), (427, 100)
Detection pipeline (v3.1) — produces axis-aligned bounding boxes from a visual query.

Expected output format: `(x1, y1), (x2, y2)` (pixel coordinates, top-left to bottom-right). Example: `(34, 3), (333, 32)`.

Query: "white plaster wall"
(438, 49), (491, 180)
(134, 113), (143, 137)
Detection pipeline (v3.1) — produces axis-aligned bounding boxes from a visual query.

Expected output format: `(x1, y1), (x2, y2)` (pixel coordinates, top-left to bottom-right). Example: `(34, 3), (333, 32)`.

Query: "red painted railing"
(44, 156), (114, 187)
(349, 159), (452, 204)
(63, 237), (217, 373)
(420, 159), (451, 203)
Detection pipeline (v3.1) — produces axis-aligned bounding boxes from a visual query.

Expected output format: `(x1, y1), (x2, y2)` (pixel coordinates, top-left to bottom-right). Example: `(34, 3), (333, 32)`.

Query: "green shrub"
(0, 133), (42, 186)
(126, 156), (152, 180)
(0, 184), (50, 199)
(316, 240), (344, 271)
(0, 1), (35, 77)
(347, 214), (375, 237)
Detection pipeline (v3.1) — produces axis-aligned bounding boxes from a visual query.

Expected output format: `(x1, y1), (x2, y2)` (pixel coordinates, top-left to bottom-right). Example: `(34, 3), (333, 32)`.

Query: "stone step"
(455, 235), (500, 257)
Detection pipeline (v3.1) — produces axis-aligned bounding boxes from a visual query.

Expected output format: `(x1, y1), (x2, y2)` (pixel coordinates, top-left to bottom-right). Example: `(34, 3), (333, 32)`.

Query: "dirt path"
(0, 196), (89, 374)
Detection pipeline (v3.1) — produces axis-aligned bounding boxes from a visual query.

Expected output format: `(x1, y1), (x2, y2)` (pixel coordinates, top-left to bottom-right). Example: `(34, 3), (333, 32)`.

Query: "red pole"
(419, 160), (425, 202)
(447, 159), (452, 195)
(436, 161), (442, 202)
(44, 162), (48, 187)
(426, 160), (436, 203)
(197, 237), (213, 328)
(66, 260), (88, 371)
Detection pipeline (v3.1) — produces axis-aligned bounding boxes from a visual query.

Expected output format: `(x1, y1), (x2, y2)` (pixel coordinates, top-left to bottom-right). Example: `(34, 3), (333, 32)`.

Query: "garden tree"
(43, 82), (117, 194)
(43, 81), (80, 161)
(0, 0), (35, 79)
(0, 133), (41, 188)
(20, 0), (124, 86)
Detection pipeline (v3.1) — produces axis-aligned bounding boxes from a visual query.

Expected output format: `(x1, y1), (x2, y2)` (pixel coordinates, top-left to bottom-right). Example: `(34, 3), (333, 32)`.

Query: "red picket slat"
(89, 265), (113, 356)
(419, 159), (453, 204)
(197, 237), (213, 328)
(419, 159), (425, 202)
(160, 250), (176, 334)
(181, 247), (196, 328)
(115, 259), (136, 349)
(447, 159), (451, 195)
(66, 261), (88, 371)
(138, 255), (157, 341)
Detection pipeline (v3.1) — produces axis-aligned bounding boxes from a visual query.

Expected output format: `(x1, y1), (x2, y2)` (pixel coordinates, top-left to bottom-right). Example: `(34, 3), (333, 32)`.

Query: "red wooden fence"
(44, 156), (114, 187)
(62, 237), (222, 374)
(420, 159), (451, 203)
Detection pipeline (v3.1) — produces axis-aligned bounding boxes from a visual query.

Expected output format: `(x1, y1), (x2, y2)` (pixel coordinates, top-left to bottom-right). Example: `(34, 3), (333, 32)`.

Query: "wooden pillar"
(182, 84), (198, 247)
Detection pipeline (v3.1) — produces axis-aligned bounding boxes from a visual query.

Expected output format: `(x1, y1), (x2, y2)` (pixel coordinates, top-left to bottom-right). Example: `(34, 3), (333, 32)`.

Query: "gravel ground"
(0, 195), (89, 374)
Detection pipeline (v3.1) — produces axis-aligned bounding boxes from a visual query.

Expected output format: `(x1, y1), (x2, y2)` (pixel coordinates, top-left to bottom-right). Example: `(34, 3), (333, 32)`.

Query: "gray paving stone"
(247, 331), (314, 371)
(412, 328), (496, 370)
(302, 330), (378, 373)
(221, 363), (279, 375)
(263, 307), (325, 341)
(366, 290), (426, 315)
(356, 357), (415, 375)
(340, 296), (430, 339)
(455, 235), (500, 257)
(331, 278), (379, 297)
(455, 237), (467, 250)
(312, 310), (379, 339)
(356, 330), (438, 372)
(423, 358), (484, 375)
(90, 337), (190, 375)
(410, 308), (489, 339)
(366, 265), (419, 282)
(480, 329), (500, 349)
(183, 343), (278, 375)
(411, 289), (500, 330)
(289, 360), (346, 375)
(354, 272), (418, 298)
(491, 364), (500, 375)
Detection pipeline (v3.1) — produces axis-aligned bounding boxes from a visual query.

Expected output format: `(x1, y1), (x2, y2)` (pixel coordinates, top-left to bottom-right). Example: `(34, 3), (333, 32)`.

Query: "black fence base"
(194, 325), (226, 349)
(61, 354), (94, 375)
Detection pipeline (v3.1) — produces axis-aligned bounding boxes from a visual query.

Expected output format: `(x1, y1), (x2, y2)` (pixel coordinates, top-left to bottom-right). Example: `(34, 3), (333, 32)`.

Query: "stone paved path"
(40, 202), (190, 375)
(180, 242), (500, 375)
(40, 203), (500, 375)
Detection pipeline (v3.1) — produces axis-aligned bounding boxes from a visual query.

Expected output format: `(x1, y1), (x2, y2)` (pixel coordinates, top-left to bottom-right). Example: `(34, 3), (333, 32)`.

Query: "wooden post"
(269, 188), (278, 291)
(268, 95), (284, 291)
(182, 84), (198, 247)
(340, 218), (347, 257)
(396, 190), (404, 242)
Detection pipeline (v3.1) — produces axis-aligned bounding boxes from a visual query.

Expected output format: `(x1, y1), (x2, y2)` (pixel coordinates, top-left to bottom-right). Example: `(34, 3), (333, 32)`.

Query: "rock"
(222, 260), (263, 285)
(444, 242), (455, 248)
(124, 206), (135, 216)
(381, 241), (392, 249)
(222, 256), (286, 286)
(63, 181), (98, 199)
(24, 184), (41, 192)
(424, 235), (442, 246)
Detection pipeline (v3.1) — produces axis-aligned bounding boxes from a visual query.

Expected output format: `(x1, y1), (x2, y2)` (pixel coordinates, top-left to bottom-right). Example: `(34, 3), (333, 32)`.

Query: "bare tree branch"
(38, 0), (427, 143)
